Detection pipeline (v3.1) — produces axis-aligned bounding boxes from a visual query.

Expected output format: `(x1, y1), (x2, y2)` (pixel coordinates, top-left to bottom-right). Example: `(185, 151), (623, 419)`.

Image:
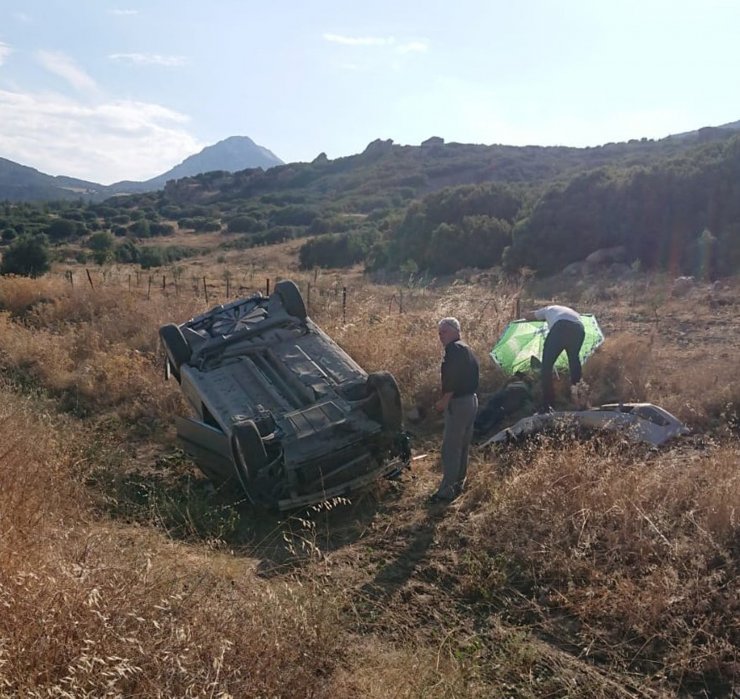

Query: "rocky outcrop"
(421, 136), (445, 147)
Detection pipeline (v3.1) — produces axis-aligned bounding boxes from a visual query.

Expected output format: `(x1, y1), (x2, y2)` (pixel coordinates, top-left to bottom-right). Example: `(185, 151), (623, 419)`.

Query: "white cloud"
(109, 52), (187, 67)
(0, 42), (12, 66)
(13, 12), (32, 22)
(35, 50), (97, 92)
(323, 33), (394, 47)
(323, 33), (429, 56)
(110, 9), (139, 16)
(397, 40), (429, 54)
(0, 88), (202, 184)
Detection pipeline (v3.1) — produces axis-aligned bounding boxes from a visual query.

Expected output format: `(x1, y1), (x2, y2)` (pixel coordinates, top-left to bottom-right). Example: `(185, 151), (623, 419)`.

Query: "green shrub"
(0, 235), (52, 277)
(46, 219), (79, 241)
(227, 216), (266, 234)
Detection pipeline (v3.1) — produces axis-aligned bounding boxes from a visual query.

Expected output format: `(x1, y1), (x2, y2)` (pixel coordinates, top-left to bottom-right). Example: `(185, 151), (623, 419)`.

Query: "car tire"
(231, 420), (268, 491)
(159, 324), (191, 382)
(367, 371), (402, 432)
(275, 279), (307, 320)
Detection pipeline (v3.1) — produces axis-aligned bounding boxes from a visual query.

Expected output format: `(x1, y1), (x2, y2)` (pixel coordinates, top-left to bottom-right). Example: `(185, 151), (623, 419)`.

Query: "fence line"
(54, 268), (522, 323)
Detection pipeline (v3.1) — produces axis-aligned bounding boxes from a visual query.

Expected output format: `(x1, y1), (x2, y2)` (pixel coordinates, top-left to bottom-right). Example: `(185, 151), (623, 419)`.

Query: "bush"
(149, 222), (176, 237)
(115, 239), (140, 264)
(0, 235), (52, 277)
(46, 219), (79, 241)
(269, 205), (318, 227)
(128, 219), (151, 237)
(227, 216), (266, 234)
(138, 245), (197, 269)
(299, 230), (379, 269)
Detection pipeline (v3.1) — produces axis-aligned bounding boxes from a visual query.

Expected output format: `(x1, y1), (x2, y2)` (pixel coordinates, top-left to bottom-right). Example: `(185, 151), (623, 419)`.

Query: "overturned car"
(481, 403), (690, 449)
(160, 280), (409, 510)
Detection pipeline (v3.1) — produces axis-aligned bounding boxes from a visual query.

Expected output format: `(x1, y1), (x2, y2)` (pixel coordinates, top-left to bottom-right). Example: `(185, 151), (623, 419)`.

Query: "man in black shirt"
(431, 317), (480, 503)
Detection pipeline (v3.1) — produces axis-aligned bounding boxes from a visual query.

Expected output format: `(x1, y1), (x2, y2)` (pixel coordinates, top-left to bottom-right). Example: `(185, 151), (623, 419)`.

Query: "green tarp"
(490, 314), (604, 375)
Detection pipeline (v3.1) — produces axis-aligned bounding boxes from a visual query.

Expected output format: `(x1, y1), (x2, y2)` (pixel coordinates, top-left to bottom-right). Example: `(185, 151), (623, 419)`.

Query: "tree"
(0, 235), (51, 277)
(87, 231), (115, 265)
(46, 218), (78, 240)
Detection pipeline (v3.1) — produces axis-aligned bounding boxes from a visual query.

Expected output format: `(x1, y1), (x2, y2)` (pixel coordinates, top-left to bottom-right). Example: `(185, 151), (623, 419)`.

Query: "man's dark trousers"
(541, 320), (585, 409)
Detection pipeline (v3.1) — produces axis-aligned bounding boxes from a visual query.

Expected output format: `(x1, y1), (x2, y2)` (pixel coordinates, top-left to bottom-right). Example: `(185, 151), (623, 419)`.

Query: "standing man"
(431, 317), (479, 503)
(525, 304), (585, 411)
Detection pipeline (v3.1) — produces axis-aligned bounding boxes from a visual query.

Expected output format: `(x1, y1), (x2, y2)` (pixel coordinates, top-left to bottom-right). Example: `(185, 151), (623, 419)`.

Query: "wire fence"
(55, 266), (524, 326)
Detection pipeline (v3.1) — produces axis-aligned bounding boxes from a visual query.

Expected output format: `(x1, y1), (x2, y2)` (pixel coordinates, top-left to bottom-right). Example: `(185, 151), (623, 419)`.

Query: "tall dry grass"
(457, 438), (738, 694)
(0, 391), (350, 697)
(0, 268), (738, 696)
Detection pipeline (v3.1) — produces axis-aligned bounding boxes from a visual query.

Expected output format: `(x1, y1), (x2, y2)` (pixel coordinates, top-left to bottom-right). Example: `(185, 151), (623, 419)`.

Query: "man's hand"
(435, 393), (451, 413)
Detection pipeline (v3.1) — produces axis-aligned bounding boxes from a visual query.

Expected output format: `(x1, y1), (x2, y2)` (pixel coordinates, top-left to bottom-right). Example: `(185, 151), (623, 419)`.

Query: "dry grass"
(0, 264), (738, 697)
(456, 439), (738, 692)
(0, 393), (347, 697)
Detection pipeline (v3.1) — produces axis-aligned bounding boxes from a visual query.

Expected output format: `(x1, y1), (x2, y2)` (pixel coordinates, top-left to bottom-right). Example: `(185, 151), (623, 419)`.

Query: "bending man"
(525, 304), (585, 411)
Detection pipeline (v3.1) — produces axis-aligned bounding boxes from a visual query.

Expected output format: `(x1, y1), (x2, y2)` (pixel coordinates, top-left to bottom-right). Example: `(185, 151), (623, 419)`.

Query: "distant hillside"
(0, 157), (107, 201)
(105, 124), (738, 279)
(4, 121), (740, 281)
(158, 125), (740, 212)
(108, 136), (284, 195)
(666, 119), (740, 141)
(0, 136), (283, 202)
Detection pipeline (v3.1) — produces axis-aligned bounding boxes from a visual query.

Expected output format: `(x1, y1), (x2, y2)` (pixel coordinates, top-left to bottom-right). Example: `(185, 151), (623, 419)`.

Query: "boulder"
(671, 276), (695, 297)
(585, 246), (627, 265)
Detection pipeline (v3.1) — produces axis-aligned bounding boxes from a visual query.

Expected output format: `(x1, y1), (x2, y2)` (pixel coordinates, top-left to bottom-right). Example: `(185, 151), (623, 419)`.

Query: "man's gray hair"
(438, 317), (461, 333)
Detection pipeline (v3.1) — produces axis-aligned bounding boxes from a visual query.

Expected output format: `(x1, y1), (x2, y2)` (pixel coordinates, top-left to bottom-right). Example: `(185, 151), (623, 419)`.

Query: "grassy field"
(0, 249), (737, 697)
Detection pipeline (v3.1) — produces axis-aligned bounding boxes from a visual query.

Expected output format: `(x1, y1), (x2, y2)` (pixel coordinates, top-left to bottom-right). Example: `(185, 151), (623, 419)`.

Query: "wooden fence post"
(342, 286), (347, 323)
(307, 282), (311, 314)
(203, 276), (209, 304)
(85, 269), (94, 290)
(399, 288), (403, 315)
(147, 275), (152, 300)
(266, 278), (270, 296)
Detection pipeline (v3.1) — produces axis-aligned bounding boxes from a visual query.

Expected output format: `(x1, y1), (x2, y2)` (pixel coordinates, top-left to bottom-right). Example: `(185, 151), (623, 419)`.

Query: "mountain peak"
(148, 136), (283, 185)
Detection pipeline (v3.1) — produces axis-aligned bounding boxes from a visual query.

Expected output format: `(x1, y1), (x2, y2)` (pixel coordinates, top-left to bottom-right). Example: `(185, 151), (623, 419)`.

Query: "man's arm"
(523, 307), (546, 322)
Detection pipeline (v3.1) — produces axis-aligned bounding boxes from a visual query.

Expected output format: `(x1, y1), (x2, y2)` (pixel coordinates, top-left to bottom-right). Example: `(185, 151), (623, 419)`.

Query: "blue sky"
(1, 0), (739, 184)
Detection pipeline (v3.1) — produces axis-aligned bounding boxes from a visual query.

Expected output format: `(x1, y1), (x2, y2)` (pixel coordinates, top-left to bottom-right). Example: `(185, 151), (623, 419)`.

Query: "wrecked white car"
(481, 403), (690, 448)
(159, 280), (409, 510)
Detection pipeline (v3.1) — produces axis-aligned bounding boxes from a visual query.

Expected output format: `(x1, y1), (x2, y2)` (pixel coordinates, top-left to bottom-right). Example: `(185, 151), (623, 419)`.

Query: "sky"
(1, 0), (739, 185)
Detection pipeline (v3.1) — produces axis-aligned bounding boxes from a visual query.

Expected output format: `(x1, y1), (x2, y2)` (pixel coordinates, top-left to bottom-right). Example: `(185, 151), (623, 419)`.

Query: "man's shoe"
(570, 381), (591, 409)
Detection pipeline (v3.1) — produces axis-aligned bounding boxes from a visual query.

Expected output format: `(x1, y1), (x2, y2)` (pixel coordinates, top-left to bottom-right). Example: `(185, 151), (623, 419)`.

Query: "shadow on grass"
(89, 447), (399, 573)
